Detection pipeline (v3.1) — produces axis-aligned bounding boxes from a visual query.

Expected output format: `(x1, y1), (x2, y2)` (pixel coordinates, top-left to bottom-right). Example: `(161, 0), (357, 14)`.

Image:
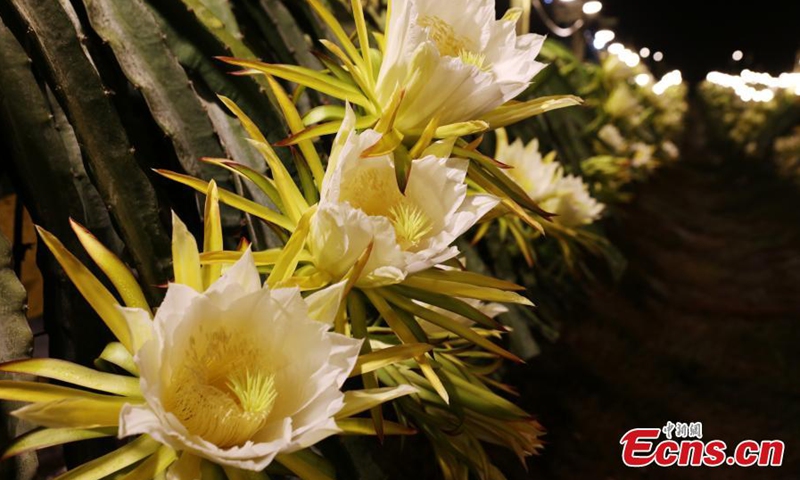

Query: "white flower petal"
(285, 417), (341, 453)
(117, 306), (153, 354)
(154, 283), (202, 327)
(445, 193), (501, 239)
(310, 203), (406, 287)
(315, 117), (500, 279)
(376, 0), (546, 134)
(305, 280), (347, 325)
(259, 287), (310, 325)
(204, 248), (261, 308)
(118, 403), (163, 439)
(404, 192), (499, 274)
(496, 135), (604, 227)
(321, 108), (383, 205)
(404, 155), (469, 234)
(122, 251), (362, 472)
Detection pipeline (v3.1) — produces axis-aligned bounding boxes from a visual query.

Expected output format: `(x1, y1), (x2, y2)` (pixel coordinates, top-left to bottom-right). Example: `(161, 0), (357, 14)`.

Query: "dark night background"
(502, 0), (800, 82)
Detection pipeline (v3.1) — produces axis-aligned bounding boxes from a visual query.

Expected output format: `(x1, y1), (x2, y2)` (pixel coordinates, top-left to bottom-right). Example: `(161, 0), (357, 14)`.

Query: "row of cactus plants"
(0, 0), (689, 478)
(0, 0), (571, 478)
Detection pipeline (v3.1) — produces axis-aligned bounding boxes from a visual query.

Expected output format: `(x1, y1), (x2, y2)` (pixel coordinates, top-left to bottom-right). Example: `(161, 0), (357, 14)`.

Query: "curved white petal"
(117, 306), (153, 354)
(203, 248), (261, 308)
(309, 203), (406, 287)
(377, 0), (546, 134)
(305, 280), (347, 325)
(285, 417), (340, 453)
(496, 136), (604, 227)
(118, 403), (162, 439)
(404, 192), (499, 274)
(315, 117), (499, 279)
(121, 252), (362, 471)
(321, 108), (383, 205)
(154, 283), (201, 328)
(404, 156), (469, 234)
(546, 175), (605, 227)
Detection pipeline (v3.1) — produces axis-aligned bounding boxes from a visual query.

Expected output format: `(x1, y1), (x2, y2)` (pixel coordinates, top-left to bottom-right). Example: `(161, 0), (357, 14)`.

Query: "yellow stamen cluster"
(163, 326), (278, 448)
(340, 167), (405, 216)
(390, 202), (433, 249)
(418, 16), (491, 71)
(459, 51), (491, 72)
(227, 370), (278, 416)
(338, 164), (433, 250)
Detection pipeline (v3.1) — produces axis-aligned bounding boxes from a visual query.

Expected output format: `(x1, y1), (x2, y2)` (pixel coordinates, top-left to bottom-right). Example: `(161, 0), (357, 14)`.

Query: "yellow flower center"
(227, 370), (278, 416)
(417, 16), (491, 71)
(390, 202), (432, 249)
(163, 327), (279, 448)
(339, 164), (433, 251)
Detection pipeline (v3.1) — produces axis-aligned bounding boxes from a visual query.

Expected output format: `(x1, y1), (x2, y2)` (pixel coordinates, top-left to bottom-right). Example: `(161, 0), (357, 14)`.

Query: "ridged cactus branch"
(147, 3), (290, 149)
(0, 15), (114, 366)
(45, 86), (125, 256)
(0, 18), (89, 240)
(281, 0), (337, 42)
(196, 0), (241, 35)
(174, 0), (290, 129)
(82, 0), (229, 180)
(246, 0), (321, 69)
(0, 230), (37, 480)
(6, 0), (172, 295)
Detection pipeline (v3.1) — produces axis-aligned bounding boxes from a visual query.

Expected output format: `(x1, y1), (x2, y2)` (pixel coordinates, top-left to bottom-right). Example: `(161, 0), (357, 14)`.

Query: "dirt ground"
(0, 196), (43, 320)
(511, 136), (800, 478)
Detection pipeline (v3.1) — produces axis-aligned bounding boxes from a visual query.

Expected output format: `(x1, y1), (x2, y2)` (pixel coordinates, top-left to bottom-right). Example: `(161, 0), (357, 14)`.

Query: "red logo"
(620, 423), (784, 468)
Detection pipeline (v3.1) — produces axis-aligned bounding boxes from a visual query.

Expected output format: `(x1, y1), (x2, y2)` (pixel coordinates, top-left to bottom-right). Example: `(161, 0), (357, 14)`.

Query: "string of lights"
(705, 70), (800, 103)
(525, 0), (799, 85)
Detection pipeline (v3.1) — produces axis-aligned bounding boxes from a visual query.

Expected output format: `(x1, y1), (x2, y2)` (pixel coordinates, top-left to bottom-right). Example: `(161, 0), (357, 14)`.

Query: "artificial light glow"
(594, 29), (615, 49)
(639, 48), (651, 58)
(739, 89), (753, 102)
(732, 50), (744, 62)
(653, 51), (664, 62)
(757, 89), (775, 102)
(607, 42), (624, 55)
(582, 1), (603, 15)
(704, 70), (795, 103)
(652, 70), (683, 95)
(621, 50), (640, 68)
(606, 43), (641, 68)
(635, 73), (652, 87)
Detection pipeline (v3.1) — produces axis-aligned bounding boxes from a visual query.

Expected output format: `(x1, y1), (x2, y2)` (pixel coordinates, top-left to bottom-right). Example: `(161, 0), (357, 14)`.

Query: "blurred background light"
(583, 1), (603, 15)
(733, 50), (744, 62)
(595, 30), (615, 45)
(607, 42), (624, 55)
(635, 73), (652, 86)
(624, 54), (640, 67)
(652, 70), (683, 95)
(593, 30), (615, 50)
